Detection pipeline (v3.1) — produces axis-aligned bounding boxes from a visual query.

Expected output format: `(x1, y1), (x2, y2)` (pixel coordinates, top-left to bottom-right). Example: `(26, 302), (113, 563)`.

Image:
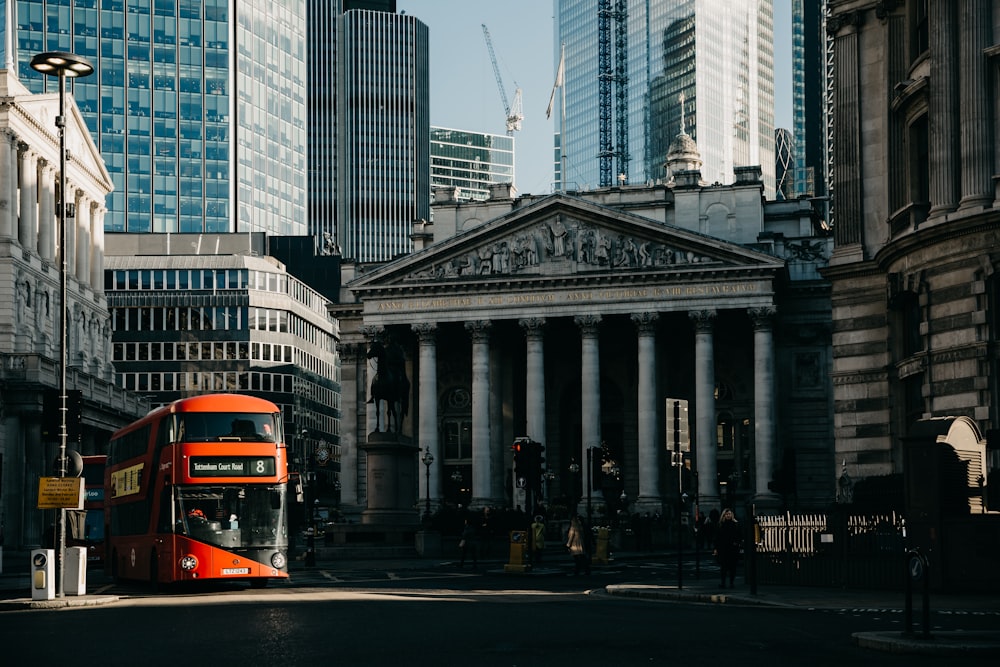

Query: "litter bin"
(504, 530), (529, 573)
(31, 549), (55, 601)
(65, 546), (87, 595)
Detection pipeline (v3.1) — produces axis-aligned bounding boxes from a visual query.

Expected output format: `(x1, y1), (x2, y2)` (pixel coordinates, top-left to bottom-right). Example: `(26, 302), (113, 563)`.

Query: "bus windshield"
(175, 412), (279, 443)
(174, 485), (287, 550)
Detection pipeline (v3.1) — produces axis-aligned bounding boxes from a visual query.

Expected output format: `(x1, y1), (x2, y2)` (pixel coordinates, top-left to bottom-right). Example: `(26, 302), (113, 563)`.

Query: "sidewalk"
(2, 550), (998, 655)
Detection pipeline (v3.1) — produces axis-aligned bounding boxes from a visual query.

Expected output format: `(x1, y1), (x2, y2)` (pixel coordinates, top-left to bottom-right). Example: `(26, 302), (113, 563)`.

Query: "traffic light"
(512, 439), (527, 479)
(534, 442), (545, 491)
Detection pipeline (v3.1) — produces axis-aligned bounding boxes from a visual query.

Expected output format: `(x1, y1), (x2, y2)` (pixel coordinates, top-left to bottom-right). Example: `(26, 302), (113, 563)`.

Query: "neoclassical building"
(333, 148), (834, 521)
(824, 2), (998, 509)
(0, 65), (144, 557)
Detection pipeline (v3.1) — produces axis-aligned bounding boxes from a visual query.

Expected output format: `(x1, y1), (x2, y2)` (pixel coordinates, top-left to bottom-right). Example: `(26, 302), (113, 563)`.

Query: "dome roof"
(666, 131), (701, 164)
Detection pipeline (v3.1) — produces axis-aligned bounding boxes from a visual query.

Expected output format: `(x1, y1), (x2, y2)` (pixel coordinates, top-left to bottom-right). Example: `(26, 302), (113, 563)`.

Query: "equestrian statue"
(366, 337), (410, 434)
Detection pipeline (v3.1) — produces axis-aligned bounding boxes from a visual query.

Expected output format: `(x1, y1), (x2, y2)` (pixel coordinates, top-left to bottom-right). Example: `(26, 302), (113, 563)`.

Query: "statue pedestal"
(361, 431), (419, 526)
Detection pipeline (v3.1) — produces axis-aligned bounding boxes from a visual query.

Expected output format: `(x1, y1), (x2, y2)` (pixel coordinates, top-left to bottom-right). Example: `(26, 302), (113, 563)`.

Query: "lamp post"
(421, 449), (434, 523)
(30, 51), (94, 599)
(585, 447), (594, 524)
(568, 458), (580, 513)
(298, 429), (309, 525)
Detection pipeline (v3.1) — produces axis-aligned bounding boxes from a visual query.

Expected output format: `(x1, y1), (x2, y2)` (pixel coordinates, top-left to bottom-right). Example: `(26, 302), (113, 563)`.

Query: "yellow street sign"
(37, 477), (85, 509)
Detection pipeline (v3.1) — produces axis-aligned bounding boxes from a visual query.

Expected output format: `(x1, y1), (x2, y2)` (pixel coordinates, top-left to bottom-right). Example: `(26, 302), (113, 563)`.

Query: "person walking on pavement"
(530, 515), (546, 564)
(714, 508), (741, 588)
(565, 515), (591, 575)
(459, 518), (478, 569)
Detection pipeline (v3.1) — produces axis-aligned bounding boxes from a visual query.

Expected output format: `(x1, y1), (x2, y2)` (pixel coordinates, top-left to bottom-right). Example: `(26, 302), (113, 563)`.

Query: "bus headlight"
(270, 552), (286, 569)
(180, 555), (198, 571)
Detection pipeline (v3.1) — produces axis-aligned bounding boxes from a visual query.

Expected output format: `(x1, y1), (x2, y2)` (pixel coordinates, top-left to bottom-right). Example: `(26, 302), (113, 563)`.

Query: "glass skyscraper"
(430, 127), (514, 202)
(791, 0), (828, 202)
(310, 1), (429, 263)
(554, 0), (775, 197)
(15, 0), (308, 236)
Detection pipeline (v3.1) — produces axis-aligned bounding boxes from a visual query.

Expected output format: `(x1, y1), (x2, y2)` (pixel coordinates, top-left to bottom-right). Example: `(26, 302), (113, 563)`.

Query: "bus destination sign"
(190, 457), (276, 478)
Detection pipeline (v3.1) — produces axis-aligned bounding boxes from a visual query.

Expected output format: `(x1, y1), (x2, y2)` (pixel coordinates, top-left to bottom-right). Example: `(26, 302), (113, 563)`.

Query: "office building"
(16, 0), (308, 236)
(309, 1), (429, 262)
(554, 0), (775, 196)
(790, 0), (829, 202)
(104, 233), (343, 511)
(430, 127), (514, 202)
(775, 128), (794, 201)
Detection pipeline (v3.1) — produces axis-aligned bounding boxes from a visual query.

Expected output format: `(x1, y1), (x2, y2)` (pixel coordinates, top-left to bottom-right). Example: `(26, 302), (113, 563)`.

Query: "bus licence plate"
(222, 568), (250, 575)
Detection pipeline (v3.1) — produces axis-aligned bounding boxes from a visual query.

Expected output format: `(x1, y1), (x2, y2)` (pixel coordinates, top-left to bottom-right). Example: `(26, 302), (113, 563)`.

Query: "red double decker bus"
(105, 394), (290, 588)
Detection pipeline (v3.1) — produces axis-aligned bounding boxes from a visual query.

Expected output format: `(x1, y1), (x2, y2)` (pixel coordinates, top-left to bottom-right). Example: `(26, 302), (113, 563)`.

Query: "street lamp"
(30, 51), (94, 599)
(568, 458), (580, 512)
(421, 449), (434, 523)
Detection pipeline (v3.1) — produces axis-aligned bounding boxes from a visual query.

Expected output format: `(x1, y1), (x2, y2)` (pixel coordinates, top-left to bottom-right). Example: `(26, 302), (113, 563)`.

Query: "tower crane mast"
(482, 24), (524, 135)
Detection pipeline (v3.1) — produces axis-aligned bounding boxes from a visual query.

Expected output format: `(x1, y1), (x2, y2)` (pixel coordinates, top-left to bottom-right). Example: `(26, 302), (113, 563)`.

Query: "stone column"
(520, 317), (547, 444)
(466, 320), (492, 508)
(412, 323), (439, 512)
(337, 342), (364, 511)
(18, 147), (37, 249)
(76, 193), (91, 286)
(37, 160), (54, 261)
(0, 130), (14, 239)
(575, 314), (602, 507)
(91, 206), (106, 292)
(633, 312), (661, 512)
(958, 0), (993, 211)
(750, 307), (779, 509)
(928, 0), (959, 218)
(830, 15), (862, 247)
(690, 310), (719, 510)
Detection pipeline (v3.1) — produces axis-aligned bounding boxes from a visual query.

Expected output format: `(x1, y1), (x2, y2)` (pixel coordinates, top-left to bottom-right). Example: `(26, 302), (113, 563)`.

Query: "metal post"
(30, 51), (94, 599)
(421, 449), (434, 523)
(674, 400), (683, 589)
(586, 446), (593, 524)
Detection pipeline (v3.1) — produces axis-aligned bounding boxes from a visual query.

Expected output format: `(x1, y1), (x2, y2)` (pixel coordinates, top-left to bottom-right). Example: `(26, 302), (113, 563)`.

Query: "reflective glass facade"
(309, 3), (428, 263)
(555, 0), (775, 197)
(16, 0), (308, 236)
(430, 127), (514, 202)
(790, 0), (827, 200)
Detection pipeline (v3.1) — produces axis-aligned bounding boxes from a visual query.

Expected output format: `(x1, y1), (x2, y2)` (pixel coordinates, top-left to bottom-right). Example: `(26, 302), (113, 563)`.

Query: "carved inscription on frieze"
(375, 282), (761, 313)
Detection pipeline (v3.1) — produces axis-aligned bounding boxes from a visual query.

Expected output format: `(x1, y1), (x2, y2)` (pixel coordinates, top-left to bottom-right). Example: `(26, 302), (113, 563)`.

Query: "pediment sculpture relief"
(406, 216), (715, 282)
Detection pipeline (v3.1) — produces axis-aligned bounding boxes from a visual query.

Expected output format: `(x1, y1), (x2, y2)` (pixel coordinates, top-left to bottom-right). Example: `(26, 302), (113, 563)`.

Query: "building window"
(443, 418), (472, 461)
(908, 114), (929, 223)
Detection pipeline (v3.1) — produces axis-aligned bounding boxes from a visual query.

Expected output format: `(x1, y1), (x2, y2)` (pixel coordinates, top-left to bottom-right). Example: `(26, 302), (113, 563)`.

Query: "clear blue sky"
(398, 0), (792, 197)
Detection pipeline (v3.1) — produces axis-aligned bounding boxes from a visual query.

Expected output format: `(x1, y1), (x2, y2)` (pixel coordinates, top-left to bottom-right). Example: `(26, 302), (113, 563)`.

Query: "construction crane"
(482, 24), (523, 135)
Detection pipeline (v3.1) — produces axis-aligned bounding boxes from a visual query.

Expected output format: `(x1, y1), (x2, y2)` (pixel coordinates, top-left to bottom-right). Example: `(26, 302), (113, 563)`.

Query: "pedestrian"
(459, 518), (478, 568)
(565, 514), (591, 575)
(530, 515), (546, 564)
(714, 508), (742, 588)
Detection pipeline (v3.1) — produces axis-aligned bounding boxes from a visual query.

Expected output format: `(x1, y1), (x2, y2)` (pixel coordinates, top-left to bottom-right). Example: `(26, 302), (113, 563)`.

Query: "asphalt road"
(3, 557), (997, 666)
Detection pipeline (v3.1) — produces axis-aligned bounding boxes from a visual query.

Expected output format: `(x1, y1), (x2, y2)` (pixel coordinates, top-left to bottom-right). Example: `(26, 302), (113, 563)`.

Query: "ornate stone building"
(1, 67), (144, 558)
(824, 1), (998, 510)
(334, 143), (833, 521)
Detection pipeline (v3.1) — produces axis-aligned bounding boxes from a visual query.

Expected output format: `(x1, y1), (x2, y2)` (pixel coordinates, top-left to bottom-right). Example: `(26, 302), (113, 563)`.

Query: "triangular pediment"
(350, 194), (783, 294)
(13, 91), (114, 194)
